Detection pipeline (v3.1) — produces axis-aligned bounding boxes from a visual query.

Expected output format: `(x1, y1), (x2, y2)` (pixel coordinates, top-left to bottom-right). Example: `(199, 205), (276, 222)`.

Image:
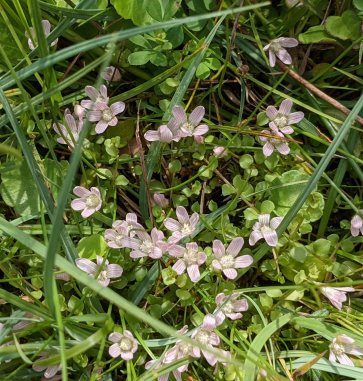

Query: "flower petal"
(223, 268), (237, 279)
(266, 106), (278, 120)
(71, 199), (86, 211)
(110, 101), (125, 116)
(109, 343), (121, 358)
(172, 106), (187, 125)
(263, 142), (274, 157)
(76, 258), (98, 275)
(249, 230), (263, 246)
(234, 255), (253, 269)
(95, 120), (109, 134)
(73, 186), (89, 198)
(189, 106), (205, 126)
(193, 124), (209, 136)
(287, 111), (304, 124)
(226, 237), (244, 257)
(213, 240), (225, 258)
(176, 206), (189, 224)
(107, 264), (123, 279)
(268, 50), (276, 67)
(276, 49), (292, 65)
(187, 264), (200, 282)
(279, 37), (298, 47)
(279, 99), (293, 115)
(262, 229), (279, 247)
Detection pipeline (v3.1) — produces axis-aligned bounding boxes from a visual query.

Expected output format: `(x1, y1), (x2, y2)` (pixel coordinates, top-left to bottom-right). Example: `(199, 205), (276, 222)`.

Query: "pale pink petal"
(259, 214), (271, 225)
(193, 125), (209, 136)
(176, 206), (189, 224)
(196, 252), (207, 264)
(226, 237), (244, 257)
(276, 49), (292, 65)
(336, 353), (354, 366)
(110, 101), (125, 116)
(212, 259), (222, 270)
(169, 245), (185, 257)
(108, 117), (118, 126)
(158, 125), (173, 142)
(164, 218), (181, 232)
(223, 268), (237, 279)
(276, 142), (290, 155)
(263, 142), (274, 157)
(203, 314), (217, 330)
(99, 85), (108, 99)
(279, 37), (298, 47)
(144, 130), (160, 141)
(189, 106), (205, 126)
(121, 352), (134, 361)
(266, 106), (278, 120)
(107, 264), (123, 279)
(234, 255), (253, 268)
(268, 50), (276, 67)
(109, 332), (123, 342)
(270, 216), (283, 229)
(262, 230), (278, 247)
(279, 126), (294, 134)
(64, 114), (77, 133)
(76, 258), (98, 275)
(44, 365), (59, 378)
(85, 86), (99, 100)
(279, 99), (293, 115)
(87, 111), (102, 122)
(95, 120), (109, 134)
(73, 186), (89, 197)
(203, 349), (217, 366)
(189, 213), (199, 227)
(226, 312), (242, 320)
(172, 259), (186, 275)
(249, 230), (263, 245)
(287, 111), (304, 124)
(41, 20), (51, 35)
(213, 240), (225, 258)
(187, 264), (200, 282)
(82, 207), (97, 218)
(109, 343), (121, 358)
(71, 199), (86, 211)
(172, 106), (187, 125)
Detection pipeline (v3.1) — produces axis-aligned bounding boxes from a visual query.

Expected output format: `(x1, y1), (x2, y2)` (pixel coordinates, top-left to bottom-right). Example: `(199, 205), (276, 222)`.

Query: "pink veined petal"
(334, 287), (355, 292)
(336, 353), (354, 366)
(85, 86), (99, 100)
(65, 113), (77, 133)
(70, 199), (86, 211)
(263, 42), (270, 51)
(194, 135), (204, 144)
(262, 229), (278, 247)
(348, 347), (363, 356)
(233, 299), (248, 311)
(279, 99), (293, 116)
(32, 364), (47, 372)
(263, 142), (274, 157)
(259, 214), (271, 225)
(215, 292), (226, 304)
(203, 314), (217, 330)
(110, 101), (125, 116)
(189, 106), (205, 126)
(227, 237), (244, 257)
(130, 250), (148, 258)
(213, 240), (225, 258)
(187, 264), (200, 282)
(144, 130), (160, 141)
(109, 343), (121, 358)
(97, 277), (110, 287)
(169, 245), (185, 257)
(249, 230), (263, 246)
(172, 259), (186, 275)
(270, 216), (283, 229)
(287, 111), (304, 124)
(95, 120), (109, 134)
(266, 106), (279, 120)
(197, 252), (207, 265)
(279, 37), (298, 47)
(73, 186), (90, 198)
(80, 100), (94, 109)
(41, 20), (51, 35)
(158, 125), (173, 142)
(121, 351), (134, 361)
(351, 227), (360, 237)
(176, 206), (190, 224)
(212, 259), (222, 270)
(107, 264), (123, 279)
(214, 311), (226, 326)
(208, 331), (221, 346)
(109, 332), (123, 342)
(193, 124), (209, 136)
(108, 116), (118, 126)
(99, 84), (108, 100)
(44, 365), (60, 378)
(150, 247), (163, 259)
(279, 126), (294, 134)
(189, 213), (199, 227)
(164, 218), (181, 232)
(172, 106), (187, 125)
(351, 215), (363, 228)
(223, 268), (238, 279)
(329, 351), (337, 363)
(234, 255), (253, 269)
(82, 207), (96, 218)
(90, 187), (101, 198)
(276, 142), (290, 155)
(268, 50), (276, 67)
(87, 110), (102, 122)
(276, 49), (292, 65)
(76, 258), (98, 275)
(202, 349), (217, 366)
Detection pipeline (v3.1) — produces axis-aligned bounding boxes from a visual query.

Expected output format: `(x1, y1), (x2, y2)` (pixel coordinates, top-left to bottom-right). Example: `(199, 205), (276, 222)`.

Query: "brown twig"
(277, 61), (363, 127)
(135, 102), (155, 226)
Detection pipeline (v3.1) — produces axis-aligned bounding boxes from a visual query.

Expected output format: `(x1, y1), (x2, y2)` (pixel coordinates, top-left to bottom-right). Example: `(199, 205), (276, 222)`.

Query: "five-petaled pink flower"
(321, 287), (355, 310)
(25, 20), (58, 51)
(104, 213), (144, 249)
(249, 214), (283, 247)
(165, 206), (199, 242)
(108, 330), (138, 361)
(153, 193), (169, 209)
(266, 99), (304, 133)
(102, 66), (121, 82)
(169, 105), (209, 141)
(212, 238), (253, 280)
(53, 113), (83, 150)
(214, 292), (249, 325)
(122, 228), (167, 259)
(76, 255), (123, 287)
(87, 102), (125, 134)
(351, 212), (363, 237)
(169, 242), (207, 282)
(81, 85), (109, 110)
(259, 125), (290, 157)
(329, 335), (363, 367)
(263, 37), (298, 67)
(144, 124), (175, 143)
(71, 186), (102, 218)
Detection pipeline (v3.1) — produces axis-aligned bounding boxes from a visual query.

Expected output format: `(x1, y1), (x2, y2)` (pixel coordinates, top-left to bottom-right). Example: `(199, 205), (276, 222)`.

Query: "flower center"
(181, 223), (193, 236)
(222, 301), (234, 314)
(140, 240), (154, 254)
(270, 41), (282, 53)
(184, 249), (198, 265)
(195, 330), (209, 345)
(86, 194), (100, 208)
(332, 343), (345, 356)
(102, 108), (113, 122)
(115, 234), (124, 246)
(120, 337), (133, 351)
(260, 225), (272, 235)
(179, 343), (191, 356)
(220, 254), (235, 269)
(274, 115), (288, 128)
(97, 269), (108, 283)
(182, 122), (194, 133)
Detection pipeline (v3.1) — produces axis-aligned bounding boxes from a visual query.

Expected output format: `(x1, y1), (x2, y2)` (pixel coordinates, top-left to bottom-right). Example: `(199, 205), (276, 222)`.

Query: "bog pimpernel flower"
(87, 102), (126, 134)
(102, 66), (121, 82)
(329, 335), (363, 366)
(259, 125), (290, 157)
(212, 238), (253, 280)
(81, 85), (109, 110)
(169, 105), (209, 141)
(249, 214), (283, 247)
(263, 37), (298, 67)
(76, 255), (123, 287)
(165, 206), (199, 242)
(70, 186), (102, 218)
(108, 330), (138, 361)
(53, 113), (83, 150)
(169, 242), (207, 282)
(25, 20), (58, 50)
(266, 99), (304, 133)
(32, 355), (61, 379)
(214, 292), (249, 325)
(153, 193), (169, 208)
(350, 212), (363, 237)
(144, 124), (175, 143)
(321, 287), (355, 310)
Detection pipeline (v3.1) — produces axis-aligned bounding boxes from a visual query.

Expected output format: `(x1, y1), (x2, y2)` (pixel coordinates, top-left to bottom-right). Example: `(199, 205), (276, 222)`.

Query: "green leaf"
(111, 0), (154, 25)
(325, 10), (361, 40)
(298, 25), (336, 44)
(77, 234), (108, 259)
(196, 62), (211, 79)
(128, 50), (153, 65)
(353, 0), (363, 11)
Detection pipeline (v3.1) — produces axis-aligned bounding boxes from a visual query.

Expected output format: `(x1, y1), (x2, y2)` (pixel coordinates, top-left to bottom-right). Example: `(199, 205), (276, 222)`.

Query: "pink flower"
(53, 113), (83, 150)
(329, 335), (363, 366)
(191, 314), (220, 366)
(164, 206), (199, 242)
(169, 105), (209, 141)
(259, 125), (290, 157)
(144, 125), (175, 143)
(70, 186), (102, 218)
(87, 102), (125, 134)
(75, 255), (123, 287)
(25, 20), (58, 50)
(153, 193), (169, 208)
(122, 228), (167, 259)
(169, 242), (206, 282)
(249, 214), (283, 247)
(102, 66), (121, 81)
(263, 37), (298, 67)
(214, 292), (248, 325)
(351, 213), (363, 237)
(104, 213), (144, 249)
(108, 330), (138, 361)
(213, 146), (228, 157)
(81, 85), (109, 110)
(321, 287), (355, 310)
(212, 238), (253, 280)
(33, 355), (61, 379)
(266, 99), (304, 132)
